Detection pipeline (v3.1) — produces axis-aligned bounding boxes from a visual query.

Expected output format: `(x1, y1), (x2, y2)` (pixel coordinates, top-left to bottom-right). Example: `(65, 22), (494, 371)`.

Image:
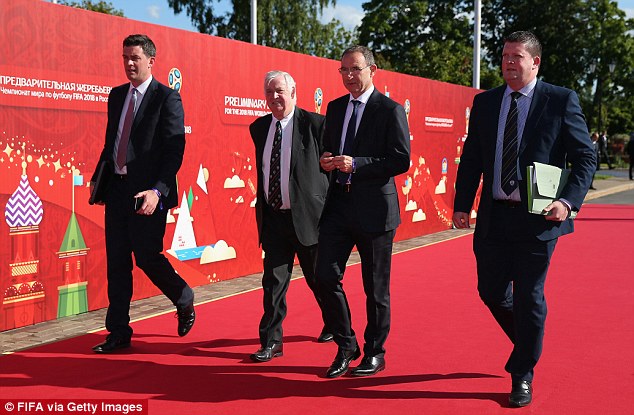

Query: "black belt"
(493, 199), (521, 208)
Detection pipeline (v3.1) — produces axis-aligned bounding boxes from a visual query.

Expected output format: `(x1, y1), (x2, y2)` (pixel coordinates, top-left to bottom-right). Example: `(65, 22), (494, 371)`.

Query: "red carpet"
(1, 204), (632, 414)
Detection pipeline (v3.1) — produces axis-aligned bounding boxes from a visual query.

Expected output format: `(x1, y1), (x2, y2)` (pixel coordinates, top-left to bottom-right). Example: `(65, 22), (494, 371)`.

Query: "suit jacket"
(454, 80), (595, 241)
(250, 107), (329, 247)
(91, 78), (185, 210)
(322, 89), (411, 233)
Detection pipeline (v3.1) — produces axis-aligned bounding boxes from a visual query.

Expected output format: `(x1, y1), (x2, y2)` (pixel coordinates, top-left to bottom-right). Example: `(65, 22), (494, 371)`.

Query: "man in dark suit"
(90, 34), (195, 353)
(453, 31), (595, 407)
(317, 46), (410, 378)
(248, 70), (331, 362)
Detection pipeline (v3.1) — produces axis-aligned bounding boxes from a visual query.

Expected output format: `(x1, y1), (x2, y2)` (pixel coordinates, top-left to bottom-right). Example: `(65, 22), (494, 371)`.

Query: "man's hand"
(453, 211), (471, 229)
(333, 155), (354, 173)
(134, 190), (159, 215)
(88, 181), (104, 205)
(320, 152), (336, 171)
(543, 200), (569, 221)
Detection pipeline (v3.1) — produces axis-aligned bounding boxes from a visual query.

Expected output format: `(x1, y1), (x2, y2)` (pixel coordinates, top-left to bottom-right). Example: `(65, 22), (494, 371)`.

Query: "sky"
(50, 0), (634, 34)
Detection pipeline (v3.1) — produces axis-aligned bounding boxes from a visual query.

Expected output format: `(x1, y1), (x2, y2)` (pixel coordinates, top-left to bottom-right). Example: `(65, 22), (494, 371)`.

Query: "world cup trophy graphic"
(404, 99), (413, 140)
(168, 67), (182, 92)
(314, 88), (323, 114)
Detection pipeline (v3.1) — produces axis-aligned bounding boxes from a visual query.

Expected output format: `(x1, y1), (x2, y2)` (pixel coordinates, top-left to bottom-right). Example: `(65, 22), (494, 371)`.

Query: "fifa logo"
(168, 68), (182, 92)
(314, 88), (323, 113)
(404, 99), (411, 126)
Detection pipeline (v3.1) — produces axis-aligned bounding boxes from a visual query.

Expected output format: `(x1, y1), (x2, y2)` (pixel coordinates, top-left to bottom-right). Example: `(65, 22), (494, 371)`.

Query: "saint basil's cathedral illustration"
(3, 149), (89, 329)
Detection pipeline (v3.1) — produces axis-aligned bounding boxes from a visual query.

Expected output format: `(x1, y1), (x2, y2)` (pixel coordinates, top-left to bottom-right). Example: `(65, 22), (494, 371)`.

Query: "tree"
(479, 0), (634, 134)
(167, 0), (355, 59)
(356, 1), (501, 88)
(56, 0), (124, 16)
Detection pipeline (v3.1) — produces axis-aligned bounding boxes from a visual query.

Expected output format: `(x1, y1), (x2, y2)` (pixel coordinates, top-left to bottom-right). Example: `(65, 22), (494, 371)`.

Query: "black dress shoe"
(509, 380), (532, 407)
(317, 329), (334, 343)
(250, 343), (283, 362)
(350, 355), (386, 377)
(326, 346), (361, 378)
(176, 303), (195, 337)
(92, 335), (131, 354)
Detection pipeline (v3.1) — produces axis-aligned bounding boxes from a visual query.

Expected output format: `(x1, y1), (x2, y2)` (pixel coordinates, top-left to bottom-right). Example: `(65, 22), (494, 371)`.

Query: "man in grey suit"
(249, 71), (331, 362)
(90, 34), (195, 354)
(317, 46), (411, 378)
(453, 31), (595, 407)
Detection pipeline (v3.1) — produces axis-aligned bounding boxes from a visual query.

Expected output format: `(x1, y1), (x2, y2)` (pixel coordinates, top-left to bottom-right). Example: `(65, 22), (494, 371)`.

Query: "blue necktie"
(501, 92), (521, 195)
(337, 100), (360, 184)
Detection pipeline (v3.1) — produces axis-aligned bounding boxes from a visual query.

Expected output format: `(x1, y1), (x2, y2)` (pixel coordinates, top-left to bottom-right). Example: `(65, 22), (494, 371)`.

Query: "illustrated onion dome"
(5, 174), (43, 227)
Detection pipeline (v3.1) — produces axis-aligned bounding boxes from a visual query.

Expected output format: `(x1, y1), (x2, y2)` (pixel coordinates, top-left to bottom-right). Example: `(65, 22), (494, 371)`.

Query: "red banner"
(0, 0), (478, 331)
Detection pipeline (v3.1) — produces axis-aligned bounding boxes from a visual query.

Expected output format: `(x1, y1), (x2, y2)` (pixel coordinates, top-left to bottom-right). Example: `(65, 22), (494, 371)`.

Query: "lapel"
(131, 78), (158, 135)
(352, 89), (381, 152)
(484, 86), (505, 159)
(290, 108), (304, 174)
(331, 97), (348, 155)
(111, 85), (127, 120)
(519, 80), (548, 155)
(254, 114), (272, 171)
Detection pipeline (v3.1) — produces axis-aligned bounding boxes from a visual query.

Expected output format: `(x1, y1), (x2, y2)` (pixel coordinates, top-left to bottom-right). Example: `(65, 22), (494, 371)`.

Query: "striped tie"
(268, 121), (283, 211)
(501, 91), (522, 195)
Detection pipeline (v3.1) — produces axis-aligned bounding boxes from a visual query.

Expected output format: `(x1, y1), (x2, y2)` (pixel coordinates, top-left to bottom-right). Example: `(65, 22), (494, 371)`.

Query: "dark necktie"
(501, 91), (522, 195)
(116, 88), (137, 170)
(268, 121), (283, 211)
(337, 100), (360, 184)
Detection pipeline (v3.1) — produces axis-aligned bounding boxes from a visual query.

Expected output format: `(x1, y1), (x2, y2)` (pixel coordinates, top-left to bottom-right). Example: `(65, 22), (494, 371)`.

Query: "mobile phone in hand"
(134, 196), (144, 212)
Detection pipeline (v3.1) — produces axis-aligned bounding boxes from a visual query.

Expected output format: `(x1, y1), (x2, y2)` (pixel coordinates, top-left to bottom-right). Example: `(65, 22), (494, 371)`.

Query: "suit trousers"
(473, 202), (557, 382)
(259, 204), (326, 347)
(317, 186), (395, 357)
(104, 176), (193, 339)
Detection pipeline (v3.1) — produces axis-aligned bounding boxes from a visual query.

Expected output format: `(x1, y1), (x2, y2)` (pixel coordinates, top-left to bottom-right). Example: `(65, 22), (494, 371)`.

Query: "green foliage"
(479, 0), (634, 135)
(56, 0), (124, 16)
(357, 1), (475, 86)
(167, 0), (355, 59)
(164, 0), (634, 134)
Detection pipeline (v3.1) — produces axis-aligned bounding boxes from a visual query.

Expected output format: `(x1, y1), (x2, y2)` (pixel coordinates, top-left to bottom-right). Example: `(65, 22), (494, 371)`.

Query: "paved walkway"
(1, 173), (632, 355)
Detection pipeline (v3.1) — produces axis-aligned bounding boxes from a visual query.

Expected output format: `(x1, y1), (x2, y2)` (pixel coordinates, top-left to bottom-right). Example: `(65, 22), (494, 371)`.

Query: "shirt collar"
(349, 85), (375, 105)
(272, 107), (294, 128)
(130, 75), (153, 95)
(505, 77), (537, 99)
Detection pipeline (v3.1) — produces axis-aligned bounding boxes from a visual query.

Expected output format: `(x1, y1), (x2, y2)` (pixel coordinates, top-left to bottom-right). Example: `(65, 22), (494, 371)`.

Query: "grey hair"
(264, 70), (296, 93)
(341, 45), (376, 67)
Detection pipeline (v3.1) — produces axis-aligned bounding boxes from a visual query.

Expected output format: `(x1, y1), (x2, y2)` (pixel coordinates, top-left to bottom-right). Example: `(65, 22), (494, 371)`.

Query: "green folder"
(526, 162), (577, 219)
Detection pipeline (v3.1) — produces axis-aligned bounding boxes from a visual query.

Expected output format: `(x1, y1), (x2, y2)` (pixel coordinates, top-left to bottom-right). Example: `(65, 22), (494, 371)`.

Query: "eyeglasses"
(338, 65), (371, 75)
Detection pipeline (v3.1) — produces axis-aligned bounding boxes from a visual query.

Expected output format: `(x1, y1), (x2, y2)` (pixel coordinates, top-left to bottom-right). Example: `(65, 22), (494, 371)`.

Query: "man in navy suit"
(90, 34), (195, 353)
(453, 31), (595, 407)
(248, 71), (331, 362)
(317, 46), (411, 378)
